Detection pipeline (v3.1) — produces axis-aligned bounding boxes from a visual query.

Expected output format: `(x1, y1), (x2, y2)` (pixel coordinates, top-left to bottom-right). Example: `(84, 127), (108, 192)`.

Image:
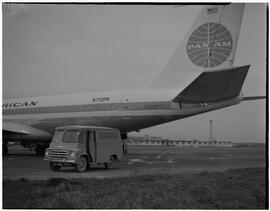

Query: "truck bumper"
(44, 158), (76, 165)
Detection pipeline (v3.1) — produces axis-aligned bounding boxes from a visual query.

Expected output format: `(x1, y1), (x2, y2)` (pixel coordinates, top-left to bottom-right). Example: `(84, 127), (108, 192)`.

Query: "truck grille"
(50, 150), (69, 159)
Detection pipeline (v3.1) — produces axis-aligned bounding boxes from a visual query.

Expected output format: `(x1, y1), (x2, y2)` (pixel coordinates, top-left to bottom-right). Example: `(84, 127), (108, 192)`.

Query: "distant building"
(127, 136), (232, 147)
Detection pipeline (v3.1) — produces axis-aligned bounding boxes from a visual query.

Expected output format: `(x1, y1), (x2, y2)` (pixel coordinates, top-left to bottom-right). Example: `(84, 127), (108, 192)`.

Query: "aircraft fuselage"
(3, 90), (243, 139)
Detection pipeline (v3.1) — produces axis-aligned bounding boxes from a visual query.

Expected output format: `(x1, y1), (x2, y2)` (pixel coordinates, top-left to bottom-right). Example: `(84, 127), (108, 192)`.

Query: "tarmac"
(3, 145), (266, 180)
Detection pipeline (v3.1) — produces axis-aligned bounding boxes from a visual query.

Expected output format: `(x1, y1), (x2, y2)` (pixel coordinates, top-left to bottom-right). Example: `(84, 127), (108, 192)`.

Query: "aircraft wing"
(3, 121), (52, 141)
(172, 65), (250, 103)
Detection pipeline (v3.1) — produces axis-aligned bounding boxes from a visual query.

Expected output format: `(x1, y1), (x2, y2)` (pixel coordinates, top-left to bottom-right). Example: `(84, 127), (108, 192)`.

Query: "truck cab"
(44, 126), (123, 172)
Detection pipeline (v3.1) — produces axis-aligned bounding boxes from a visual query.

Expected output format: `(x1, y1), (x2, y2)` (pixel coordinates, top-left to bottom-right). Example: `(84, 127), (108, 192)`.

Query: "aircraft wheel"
(35, 144), (46, 156)
(3, 144), (8, 156)
(28, 144), (36, 151)
(74, 156), (87, 172)
(50, 162), (61, 171)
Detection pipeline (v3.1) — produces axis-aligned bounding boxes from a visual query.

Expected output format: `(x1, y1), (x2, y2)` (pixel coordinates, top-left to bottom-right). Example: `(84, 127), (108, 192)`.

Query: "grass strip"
(3, 167), (266, 209)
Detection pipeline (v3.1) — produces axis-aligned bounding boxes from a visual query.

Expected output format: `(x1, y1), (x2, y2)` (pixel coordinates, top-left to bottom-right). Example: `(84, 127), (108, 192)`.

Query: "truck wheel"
(75, 156), (87, 172)
(104, 156), (115, 169)
(50, 162), (61, 171)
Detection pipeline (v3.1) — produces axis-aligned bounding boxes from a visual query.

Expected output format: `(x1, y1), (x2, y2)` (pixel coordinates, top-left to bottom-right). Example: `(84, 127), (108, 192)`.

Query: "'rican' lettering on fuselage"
(2, 101), (39, 108)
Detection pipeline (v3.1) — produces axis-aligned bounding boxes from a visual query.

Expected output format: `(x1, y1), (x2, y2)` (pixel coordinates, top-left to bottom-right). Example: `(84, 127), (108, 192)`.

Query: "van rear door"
(87, 130), (96, 163)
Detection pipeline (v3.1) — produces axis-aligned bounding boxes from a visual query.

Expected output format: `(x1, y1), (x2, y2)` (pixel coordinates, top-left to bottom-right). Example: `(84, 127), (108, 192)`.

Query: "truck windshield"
(52, 130), (81, 143)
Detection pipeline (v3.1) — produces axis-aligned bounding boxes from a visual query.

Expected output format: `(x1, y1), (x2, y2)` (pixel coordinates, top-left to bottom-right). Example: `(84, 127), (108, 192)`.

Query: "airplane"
(2, 3), (265, 155)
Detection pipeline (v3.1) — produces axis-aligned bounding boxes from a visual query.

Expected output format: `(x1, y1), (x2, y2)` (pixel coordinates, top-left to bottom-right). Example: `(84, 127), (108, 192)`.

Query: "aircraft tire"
(3, 144), (8, 156)
(50, 162), (61, 171)
(35, 144), (46, 156)
(74, 156), (88, 172)
(28, 144), (36, 151)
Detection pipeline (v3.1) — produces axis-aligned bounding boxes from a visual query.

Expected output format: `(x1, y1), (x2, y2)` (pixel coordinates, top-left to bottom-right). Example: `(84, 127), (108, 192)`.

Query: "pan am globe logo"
(187, 22), (233, 68)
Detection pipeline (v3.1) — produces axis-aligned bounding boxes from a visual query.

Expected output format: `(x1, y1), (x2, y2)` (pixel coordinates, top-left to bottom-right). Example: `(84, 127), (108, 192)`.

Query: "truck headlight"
(70, 151), (75, 159)
(45, 150), (50, 158)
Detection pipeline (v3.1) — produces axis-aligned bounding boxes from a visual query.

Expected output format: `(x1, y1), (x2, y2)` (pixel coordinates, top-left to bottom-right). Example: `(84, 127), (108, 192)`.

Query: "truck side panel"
(95, 130), (123, 163)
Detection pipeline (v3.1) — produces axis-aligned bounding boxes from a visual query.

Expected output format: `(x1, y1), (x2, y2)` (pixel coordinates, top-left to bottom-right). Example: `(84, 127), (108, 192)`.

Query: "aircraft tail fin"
(149, 3), (245, 90)
(172, 65), (250, 103)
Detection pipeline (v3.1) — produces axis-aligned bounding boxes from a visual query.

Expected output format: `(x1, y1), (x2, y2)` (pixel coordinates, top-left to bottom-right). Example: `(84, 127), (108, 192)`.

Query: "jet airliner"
(2, 3), (265, 155)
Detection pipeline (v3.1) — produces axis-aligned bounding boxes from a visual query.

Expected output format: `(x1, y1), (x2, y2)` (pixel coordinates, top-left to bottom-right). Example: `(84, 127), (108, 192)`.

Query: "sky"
(2, 3), (267, 143)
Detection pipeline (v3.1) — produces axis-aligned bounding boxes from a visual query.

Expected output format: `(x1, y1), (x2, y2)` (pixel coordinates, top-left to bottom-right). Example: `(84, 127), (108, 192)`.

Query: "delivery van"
(44, 126), (123, 172)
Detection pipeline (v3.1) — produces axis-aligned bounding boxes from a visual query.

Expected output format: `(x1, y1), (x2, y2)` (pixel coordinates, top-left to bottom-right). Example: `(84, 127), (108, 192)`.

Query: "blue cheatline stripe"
(2, 101), (175, 116)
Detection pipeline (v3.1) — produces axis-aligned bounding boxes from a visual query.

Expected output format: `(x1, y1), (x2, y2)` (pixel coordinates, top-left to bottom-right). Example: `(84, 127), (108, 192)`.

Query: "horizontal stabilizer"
(243, 96), (266, 101)
(173, 65), (250, 103)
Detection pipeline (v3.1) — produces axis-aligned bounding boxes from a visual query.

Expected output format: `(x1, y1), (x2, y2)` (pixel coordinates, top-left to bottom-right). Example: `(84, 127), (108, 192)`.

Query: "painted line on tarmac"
(155, 148), (173, 159)
(128, 158), (174, 165)
(128, 148), (174, 165)
(128, 159), (148, 164)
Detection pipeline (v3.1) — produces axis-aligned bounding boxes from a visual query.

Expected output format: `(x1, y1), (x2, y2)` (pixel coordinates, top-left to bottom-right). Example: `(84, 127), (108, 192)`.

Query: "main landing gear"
(20, 142), (49, 156)
(35, 144), (48, 156)
(3, 143), (8, 156)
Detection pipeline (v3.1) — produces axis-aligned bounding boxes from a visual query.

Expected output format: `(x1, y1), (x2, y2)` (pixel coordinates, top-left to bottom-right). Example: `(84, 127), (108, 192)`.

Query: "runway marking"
(128, 159), (149, 164)
(203, 156), (227, 160)
(128, 148), (174, 165)
(128, 159), (174, 165)
(155, 148), (172, 159)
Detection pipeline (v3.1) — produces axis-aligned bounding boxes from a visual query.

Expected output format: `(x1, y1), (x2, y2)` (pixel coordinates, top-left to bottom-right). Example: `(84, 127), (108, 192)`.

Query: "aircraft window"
(68, 106), (73, 112)
(75, 105), (81, 112)
(82, 105), (87, 111)
(71, 105), (76, 112)
(61, 106), (65, 112)
(105, 104), (110, 110)
(62, 106), (67, 112)
(72, 105), (76, 111)
(100, 105), (105, 111)
(72, 105), (77, 112)
(79, 105), (83, 111)
(95, 105), (100, 111)
(83, 105), (87, 111)
(50, 107), (55, 113)
(54, 106), (59, 113)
